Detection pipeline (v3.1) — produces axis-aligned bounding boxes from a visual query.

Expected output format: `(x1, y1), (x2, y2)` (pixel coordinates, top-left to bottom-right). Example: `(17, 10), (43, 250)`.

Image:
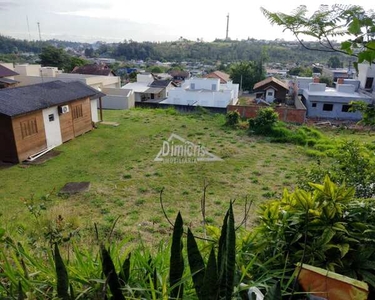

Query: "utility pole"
(240, 74), (243, 95)
(37, 22), (42, 41)
(26, 15), (31, 40)
(226, 13), (229, 40)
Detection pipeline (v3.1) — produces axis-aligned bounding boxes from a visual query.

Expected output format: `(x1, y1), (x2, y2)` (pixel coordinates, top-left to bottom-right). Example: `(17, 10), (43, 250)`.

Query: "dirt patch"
(23, 150), (62, 165)
(60, 182), (91, 195)
(101, 121), (120, 127)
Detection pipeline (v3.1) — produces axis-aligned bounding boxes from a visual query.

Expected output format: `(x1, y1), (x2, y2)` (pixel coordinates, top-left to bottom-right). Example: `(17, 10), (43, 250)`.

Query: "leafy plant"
(225, 110), (241, 127)
(247, 175), (375, 293)
(248, 107), (278, 134)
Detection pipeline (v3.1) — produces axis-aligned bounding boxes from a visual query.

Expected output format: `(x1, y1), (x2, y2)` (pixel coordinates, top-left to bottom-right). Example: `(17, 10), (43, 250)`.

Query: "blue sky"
(0, 0), (372, 43)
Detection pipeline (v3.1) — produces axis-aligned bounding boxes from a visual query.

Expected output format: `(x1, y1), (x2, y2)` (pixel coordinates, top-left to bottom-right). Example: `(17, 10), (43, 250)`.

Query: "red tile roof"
(204, 71), (230, 83)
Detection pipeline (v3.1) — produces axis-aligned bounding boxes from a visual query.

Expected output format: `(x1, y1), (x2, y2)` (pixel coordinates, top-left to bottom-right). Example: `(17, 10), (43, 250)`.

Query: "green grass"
(0, 108), (368, 244)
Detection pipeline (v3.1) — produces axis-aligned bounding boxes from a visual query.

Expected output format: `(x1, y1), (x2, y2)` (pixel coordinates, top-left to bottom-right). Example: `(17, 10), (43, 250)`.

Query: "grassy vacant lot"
(0, 108), (371, 244)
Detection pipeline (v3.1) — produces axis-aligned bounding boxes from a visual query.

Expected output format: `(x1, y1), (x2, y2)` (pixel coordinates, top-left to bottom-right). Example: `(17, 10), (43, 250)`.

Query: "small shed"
(253, 77), (289, 103)
(0, 80), (105, 163)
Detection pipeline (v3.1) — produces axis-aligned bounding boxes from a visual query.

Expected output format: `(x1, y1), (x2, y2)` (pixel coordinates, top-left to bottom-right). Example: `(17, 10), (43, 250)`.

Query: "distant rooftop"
(204, 71), (230, 84)
(71, 63), (115, 76)
(0, 65), (19, 77)
(253, 76), (289, 90)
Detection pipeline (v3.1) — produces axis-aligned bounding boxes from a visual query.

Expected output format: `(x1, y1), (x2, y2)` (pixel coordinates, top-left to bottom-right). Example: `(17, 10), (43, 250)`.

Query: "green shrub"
(225, 110), (240, 127)
(246, 176), (375, 291)
(248, 107), (279, 134)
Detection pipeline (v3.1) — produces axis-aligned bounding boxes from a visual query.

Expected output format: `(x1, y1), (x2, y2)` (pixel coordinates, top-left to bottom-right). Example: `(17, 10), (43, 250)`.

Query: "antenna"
(226, 13), (230, 40)
(37, 22), (42, 41)
(26, 15), (31, 40)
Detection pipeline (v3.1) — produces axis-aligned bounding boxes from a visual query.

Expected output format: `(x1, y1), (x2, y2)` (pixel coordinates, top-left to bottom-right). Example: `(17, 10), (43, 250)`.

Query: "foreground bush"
(246, 176), (375, 295)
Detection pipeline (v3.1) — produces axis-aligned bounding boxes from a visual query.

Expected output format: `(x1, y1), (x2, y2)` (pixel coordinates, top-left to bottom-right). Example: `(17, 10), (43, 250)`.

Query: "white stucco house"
(357, 63), (375, 91)
(161, 78), (239, 108)
(122, 73), (174, 102)
(301, 80), (372, 120)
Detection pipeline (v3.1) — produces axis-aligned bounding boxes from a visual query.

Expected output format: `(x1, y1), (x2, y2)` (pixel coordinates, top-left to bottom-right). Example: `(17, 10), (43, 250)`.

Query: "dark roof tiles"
(0, 80), (104, 117)
(71, 63), (115, 76)
(0, 65), (19, 77)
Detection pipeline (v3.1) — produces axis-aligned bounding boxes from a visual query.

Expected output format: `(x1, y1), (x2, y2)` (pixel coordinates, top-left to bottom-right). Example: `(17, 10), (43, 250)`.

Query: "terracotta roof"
(0, 81), (105, 117)
(0, 65), (19, 77)
(71, 63), (115, 76)
(204, 71), (230, 83)
(253, 77), (289, 91)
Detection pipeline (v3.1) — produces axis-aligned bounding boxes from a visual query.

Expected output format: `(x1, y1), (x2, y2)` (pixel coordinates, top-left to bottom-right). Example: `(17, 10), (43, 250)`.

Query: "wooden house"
(253, 77), (289, 103)
(0, 80), (104, 163)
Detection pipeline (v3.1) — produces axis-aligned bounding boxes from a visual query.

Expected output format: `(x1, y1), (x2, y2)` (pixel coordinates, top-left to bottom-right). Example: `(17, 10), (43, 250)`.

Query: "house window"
(20, 118), (38, 139)
(365, 77), (374, 89)
(72, 104), (83, 119)
(211, 84), (217, 91)
(312, 103), (317, 108)
(267, 91), (273, 96)
(190, 83), (195, 90)
(323, 104), (333, 111)
(342, 104), (352, 112)
(48, 114), (54, 122)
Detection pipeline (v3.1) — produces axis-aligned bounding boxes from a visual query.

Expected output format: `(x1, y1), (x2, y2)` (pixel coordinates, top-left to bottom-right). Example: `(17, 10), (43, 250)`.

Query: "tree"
(229, 60), (265, 91)
(149, 66), (164, 73)
(84, 47), (95, 58)
(39, 46), (71, 71)
(350, 101), (375, 126)
(67, 57), (89, 72)
(319, 75), (333, 87)
(288, 66), (312, 77)
(261, 5), (375, 69)
(327, 56), (342, 68)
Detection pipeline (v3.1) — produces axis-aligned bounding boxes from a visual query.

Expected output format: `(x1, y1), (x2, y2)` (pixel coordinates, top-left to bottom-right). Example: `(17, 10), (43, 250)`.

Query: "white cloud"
(0, 0), (373, 42)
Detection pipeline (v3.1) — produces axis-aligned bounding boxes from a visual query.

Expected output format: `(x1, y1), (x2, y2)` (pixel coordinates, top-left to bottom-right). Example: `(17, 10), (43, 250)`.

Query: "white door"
(266, 89), (275, 103)
(42, 107), (63, 148)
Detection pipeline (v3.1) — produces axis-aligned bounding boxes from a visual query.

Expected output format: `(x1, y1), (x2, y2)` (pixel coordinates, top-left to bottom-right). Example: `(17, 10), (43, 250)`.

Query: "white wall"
(42, 107), (63, 148)
(0, 63), (14, 70)
(184, 78), (220, 91)
(308, 83), (326, 92)
(91, 99), (99, 123)
(357, 63), (375, 89)
(100, 88), (135, 110)
(15, 64), (41, 76)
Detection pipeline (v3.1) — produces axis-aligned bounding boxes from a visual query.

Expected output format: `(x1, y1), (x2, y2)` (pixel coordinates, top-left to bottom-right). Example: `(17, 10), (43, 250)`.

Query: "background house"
(71, 63), (116, 76)
(169, 70), (191, 85)
(122, 73), (174, 103)
(301, 81), (372, 120)
(0, 81), (104, 163)
(11, 64), (134, 110)
(161, 78), (239, 108)
(0, 63), (19, 89)
(357, 63), (375, 91)
(203, 71), (230, 84)
(253, 77), (289, 103)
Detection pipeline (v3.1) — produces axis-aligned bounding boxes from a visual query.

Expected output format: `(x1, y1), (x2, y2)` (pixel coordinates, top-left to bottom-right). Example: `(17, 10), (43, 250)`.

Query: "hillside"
(0, 34), (351, 66)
